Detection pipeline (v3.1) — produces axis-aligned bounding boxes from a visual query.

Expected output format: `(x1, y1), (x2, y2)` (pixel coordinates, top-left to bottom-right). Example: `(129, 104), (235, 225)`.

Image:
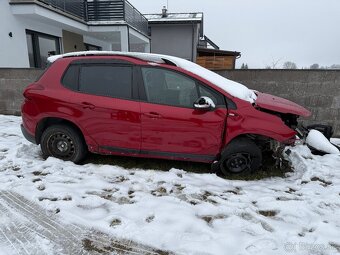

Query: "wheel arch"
(224, 129), (295, 149)
(35, 117), (86, 146)
(219, 135), (263, 174)
(221, 133), (280, 157)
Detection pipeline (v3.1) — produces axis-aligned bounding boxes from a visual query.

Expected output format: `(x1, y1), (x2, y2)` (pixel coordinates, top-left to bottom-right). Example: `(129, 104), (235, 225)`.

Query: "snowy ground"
(0, 115), (340, 255)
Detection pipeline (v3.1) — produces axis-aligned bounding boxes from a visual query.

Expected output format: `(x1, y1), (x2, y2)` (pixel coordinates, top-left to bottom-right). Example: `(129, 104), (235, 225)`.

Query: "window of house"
(26, 30), (60, 68)
(141, 67), (199, 108)
(26, 34), (35, 67)
(79, 65), (133, 99)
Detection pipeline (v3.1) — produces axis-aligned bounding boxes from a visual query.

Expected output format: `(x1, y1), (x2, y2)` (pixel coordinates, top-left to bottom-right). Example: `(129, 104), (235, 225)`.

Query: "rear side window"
(79, 65), (133, 99)
(62, 65), (79, 91)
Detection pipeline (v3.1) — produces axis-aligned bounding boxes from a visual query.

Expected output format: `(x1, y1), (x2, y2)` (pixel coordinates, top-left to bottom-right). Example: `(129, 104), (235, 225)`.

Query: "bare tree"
(283, 61), (297, 69)
(330, 64), (340, 69)
(310, 63), (319, 69)
(265, 57), (282, 69)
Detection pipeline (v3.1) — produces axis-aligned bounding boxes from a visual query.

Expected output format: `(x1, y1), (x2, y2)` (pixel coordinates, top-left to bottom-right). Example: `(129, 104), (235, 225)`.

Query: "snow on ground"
(0, 115), (340, 255)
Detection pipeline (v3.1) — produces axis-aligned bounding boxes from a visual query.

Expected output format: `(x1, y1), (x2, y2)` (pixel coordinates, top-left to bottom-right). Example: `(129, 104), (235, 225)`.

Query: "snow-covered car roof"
(48, 51), (257, 103)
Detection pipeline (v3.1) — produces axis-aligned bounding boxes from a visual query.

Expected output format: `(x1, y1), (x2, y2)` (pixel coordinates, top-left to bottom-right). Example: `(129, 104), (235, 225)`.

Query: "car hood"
(255, 92), (311, 117)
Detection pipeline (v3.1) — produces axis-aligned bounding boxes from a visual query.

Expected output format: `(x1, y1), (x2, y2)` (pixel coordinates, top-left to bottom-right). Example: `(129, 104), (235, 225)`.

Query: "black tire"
(40, 125), (87, 163)
(220, 137), (262, 175)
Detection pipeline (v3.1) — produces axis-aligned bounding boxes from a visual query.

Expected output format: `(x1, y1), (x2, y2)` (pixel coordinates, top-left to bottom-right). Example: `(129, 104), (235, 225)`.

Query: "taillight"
(23, 83), (44, 99)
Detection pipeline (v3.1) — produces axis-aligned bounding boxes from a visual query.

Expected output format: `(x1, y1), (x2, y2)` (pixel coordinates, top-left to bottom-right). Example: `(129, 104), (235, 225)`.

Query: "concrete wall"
(0, 68), (42, 115)
(1, 68), (339, 136)
(216, 70), (340, 136)
(150, 24), (199, 61)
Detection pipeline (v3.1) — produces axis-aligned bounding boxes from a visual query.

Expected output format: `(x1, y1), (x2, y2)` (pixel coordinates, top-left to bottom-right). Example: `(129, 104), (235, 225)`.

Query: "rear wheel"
(219, 137), (262, 175)
(40, 125), (87, 163)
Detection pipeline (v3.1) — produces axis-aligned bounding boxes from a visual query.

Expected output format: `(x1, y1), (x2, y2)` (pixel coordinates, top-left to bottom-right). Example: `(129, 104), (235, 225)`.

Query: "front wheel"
(40, 125), (87, 163)
(219, 137), (262, 175)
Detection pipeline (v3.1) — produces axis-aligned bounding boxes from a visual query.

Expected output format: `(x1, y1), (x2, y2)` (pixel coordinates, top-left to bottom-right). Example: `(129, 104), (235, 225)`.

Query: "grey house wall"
(149, 24), (199, 61)
(1, 68), (339, 136)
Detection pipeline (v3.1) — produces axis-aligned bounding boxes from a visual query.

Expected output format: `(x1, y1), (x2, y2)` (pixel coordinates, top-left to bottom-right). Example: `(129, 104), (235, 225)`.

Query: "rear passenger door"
(62, 61), (141, 154)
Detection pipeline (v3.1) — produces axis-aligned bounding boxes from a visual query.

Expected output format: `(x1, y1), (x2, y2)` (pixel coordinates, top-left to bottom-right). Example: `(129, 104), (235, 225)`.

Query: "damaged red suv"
(21, 52), (310, 175)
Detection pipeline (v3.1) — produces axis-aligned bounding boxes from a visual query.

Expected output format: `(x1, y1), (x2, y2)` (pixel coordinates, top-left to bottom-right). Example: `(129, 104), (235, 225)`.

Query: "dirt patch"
(224, 187), (242, 195)
(311, 177), (332, 187)
(199, 214), (228, 226)
(11, 165), (21, 171)
(83, 231), (174, 255)
(285, 188), (296, 194)
(258, 210), (279, 217)
(151, 187), (167, 197)
(329, 242), (340, 253)
(38, 196), (72, 202)
(146, 215), (155, 223)
(32, 171), (49, 176)
(110, 219), (122, 228)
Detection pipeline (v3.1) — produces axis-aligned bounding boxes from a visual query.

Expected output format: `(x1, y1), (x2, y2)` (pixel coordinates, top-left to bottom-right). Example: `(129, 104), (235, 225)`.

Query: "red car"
(21, 52), (310, 175)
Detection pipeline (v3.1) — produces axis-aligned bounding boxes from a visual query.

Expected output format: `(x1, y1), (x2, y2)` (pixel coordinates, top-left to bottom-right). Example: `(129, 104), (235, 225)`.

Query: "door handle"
(81, 102), (95, 110)
(144, 112), (162, 119)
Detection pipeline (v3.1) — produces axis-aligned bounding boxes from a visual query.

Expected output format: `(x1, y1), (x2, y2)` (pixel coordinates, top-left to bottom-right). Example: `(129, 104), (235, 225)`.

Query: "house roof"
(197, 47), (241, 57)
(144, 13), (203, 23)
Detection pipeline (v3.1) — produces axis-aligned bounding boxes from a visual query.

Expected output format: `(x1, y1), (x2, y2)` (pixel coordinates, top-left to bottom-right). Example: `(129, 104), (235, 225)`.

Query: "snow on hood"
(306, 130), (340, 154)
(48, 51), (257, 103)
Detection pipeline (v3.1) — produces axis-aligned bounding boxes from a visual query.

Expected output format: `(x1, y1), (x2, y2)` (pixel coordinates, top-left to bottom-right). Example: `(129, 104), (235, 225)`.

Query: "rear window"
(79, 65), (133, 99)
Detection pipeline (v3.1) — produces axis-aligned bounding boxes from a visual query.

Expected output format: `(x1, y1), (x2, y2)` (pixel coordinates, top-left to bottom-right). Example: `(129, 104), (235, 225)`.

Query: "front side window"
(141, 67), (199, 108)
(198, 84), (225, 106)
(79, 65), (133, 99)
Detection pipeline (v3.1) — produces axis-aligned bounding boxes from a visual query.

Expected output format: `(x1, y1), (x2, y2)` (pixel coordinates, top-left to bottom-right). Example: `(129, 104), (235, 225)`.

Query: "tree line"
(240, 62), (340, 69)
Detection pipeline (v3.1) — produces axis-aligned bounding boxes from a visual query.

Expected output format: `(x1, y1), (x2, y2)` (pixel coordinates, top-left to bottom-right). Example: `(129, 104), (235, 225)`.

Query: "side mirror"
(193, 96), (216, 110)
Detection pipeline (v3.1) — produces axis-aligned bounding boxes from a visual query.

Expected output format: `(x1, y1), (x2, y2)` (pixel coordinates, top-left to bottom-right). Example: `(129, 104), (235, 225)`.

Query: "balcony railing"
(11, 0), (148, 35)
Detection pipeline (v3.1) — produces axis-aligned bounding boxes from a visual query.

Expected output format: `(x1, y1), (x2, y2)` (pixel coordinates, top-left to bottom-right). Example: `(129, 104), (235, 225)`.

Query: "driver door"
(139, 67), (227, 161)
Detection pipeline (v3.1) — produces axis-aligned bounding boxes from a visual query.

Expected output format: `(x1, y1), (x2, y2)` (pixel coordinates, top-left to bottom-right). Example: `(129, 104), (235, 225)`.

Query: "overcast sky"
(129, 0), (340, 68)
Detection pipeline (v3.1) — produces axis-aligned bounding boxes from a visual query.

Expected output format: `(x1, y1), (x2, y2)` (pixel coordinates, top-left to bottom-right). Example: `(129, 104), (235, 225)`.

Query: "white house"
(0, 0), (150, 68)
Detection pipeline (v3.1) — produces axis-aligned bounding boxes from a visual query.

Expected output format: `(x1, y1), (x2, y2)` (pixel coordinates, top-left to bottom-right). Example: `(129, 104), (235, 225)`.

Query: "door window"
(79, 65), (133, 99)
(198, 84), (225, 107)
(141, 67), (198, 108)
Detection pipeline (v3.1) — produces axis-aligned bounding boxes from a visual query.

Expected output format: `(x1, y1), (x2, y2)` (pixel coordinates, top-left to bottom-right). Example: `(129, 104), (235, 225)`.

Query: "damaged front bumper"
(272, 124), (339, 168)
(295, 124), (340, 154)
